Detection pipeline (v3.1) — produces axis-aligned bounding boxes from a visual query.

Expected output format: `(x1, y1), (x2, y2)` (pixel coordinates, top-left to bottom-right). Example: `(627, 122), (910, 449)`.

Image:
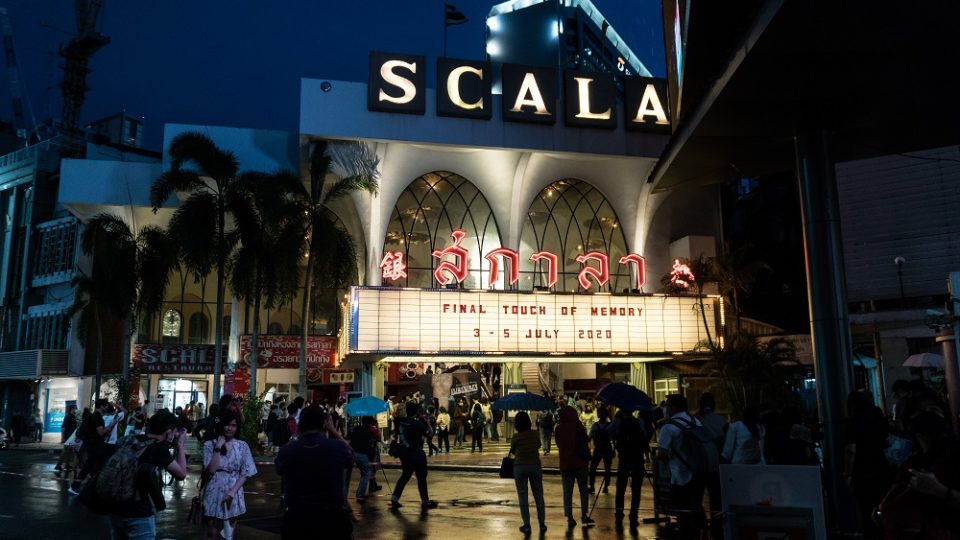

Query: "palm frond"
(150, 169), (206, 211)
(167, 132), (240, 182)
(326, 141), (381, 181)
(168, 192), (218, 277)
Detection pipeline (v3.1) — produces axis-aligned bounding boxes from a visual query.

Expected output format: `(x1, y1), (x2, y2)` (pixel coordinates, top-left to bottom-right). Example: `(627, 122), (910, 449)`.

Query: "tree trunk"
(249, 278), (261, 398)
(298, 246), (315, 400)
(94, 308), (103, 400)
(213, 204), (226, 400)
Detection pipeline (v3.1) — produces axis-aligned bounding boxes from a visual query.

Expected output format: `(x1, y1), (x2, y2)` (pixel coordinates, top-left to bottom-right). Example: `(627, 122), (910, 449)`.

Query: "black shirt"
(349, 424), (377, 459)
(109, 436), (175, 518)
(276, 433), (354, 510)
(397, 417), (428, 450)
(80, 412), (106, 445)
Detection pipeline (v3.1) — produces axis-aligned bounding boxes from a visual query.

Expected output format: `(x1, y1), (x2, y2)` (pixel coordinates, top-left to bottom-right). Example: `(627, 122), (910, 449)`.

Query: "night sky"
(1, 1), (665, 151)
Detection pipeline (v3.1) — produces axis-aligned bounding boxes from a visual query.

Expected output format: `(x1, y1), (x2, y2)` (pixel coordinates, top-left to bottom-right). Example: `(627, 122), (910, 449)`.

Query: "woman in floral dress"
(203, 409), (257, 539)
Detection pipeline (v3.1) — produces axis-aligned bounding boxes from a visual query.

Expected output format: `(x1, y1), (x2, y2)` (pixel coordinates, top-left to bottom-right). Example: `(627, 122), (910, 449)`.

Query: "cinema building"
(43, 0), (729, 411)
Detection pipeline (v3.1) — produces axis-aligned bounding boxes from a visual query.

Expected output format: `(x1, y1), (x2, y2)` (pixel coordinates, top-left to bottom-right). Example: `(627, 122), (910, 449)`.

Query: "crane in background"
(0, 7), (35, 144)
(59, 0), (108, 136)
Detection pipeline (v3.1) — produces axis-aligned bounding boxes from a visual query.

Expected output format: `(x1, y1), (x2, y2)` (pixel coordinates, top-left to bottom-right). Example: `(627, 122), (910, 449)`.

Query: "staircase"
(521, 363), (551, 394)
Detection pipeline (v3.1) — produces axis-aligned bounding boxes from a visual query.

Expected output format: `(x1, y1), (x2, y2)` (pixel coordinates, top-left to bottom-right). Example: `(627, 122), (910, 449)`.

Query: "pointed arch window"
(520, 179), (630, 292)
(383, 171), (502, 288)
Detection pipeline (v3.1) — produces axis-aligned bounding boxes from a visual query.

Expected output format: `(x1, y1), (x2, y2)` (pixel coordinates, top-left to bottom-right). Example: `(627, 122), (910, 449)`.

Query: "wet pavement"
(0, 443), (681, 539)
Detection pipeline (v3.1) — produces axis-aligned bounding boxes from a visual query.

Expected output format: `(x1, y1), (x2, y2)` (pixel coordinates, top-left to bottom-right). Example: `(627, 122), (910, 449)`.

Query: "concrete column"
(795, 131), (857, 535)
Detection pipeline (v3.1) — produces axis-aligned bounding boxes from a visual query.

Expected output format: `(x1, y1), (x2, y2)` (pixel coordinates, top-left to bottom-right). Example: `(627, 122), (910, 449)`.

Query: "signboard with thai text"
(133, 344), (227, 374)
(349, 287), (718, 355)
(239, 335), (337, 369)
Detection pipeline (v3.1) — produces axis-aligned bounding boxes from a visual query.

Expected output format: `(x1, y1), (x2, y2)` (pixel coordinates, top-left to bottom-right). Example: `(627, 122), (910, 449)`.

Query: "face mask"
(911, 410), (947, 438)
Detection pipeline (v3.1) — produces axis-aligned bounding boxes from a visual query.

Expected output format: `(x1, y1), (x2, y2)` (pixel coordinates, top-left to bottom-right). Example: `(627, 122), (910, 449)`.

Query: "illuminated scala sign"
(348, 287), (718, 355)
(367, 51), (670, 132)
(380, 229), (645, 290)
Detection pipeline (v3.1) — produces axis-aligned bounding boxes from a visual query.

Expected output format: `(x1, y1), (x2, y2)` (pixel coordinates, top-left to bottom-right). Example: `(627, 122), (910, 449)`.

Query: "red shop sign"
(132, 344), (227, 374)
(239, 335), (337, 369)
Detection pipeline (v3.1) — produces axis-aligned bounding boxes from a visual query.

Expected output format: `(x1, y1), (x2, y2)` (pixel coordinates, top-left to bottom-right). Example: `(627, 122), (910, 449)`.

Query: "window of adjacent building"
(383, 171), (502, 288)
(35, 219), (77, 277)
(24, 312), (68, 349)
(188, 313), (209, 344)
(520, 179), (630, 292)
(653, 377), (679, 406)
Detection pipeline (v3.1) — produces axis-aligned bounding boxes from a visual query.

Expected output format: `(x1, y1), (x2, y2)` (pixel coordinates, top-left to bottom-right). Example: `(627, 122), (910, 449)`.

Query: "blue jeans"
(355, 453), (372, 498)
(539, 428), (553, 454)
(109, 515), (156, 540)
(514, 464), (545, 527)
(561, 468), (590, 520)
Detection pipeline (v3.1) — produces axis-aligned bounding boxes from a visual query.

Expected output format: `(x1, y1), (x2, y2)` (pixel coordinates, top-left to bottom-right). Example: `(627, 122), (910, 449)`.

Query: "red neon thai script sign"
(380, 228), (646, 291)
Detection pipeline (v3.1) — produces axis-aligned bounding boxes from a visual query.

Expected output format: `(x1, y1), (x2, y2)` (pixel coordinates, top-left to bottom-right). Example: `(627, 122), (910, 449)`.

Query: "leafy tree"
(69, 214), (175, 402)
(698, 334), (800, 416)
(151, 133), (241, 399)
(293, 141), (379, 397)
(229, 170), (305, 395)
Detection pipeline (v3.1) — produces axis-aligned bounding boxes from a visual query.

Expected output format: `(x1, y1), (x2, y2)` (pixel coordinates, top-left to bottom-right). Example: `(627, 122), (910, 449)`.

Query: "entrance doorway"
(158, 378), (208, 414)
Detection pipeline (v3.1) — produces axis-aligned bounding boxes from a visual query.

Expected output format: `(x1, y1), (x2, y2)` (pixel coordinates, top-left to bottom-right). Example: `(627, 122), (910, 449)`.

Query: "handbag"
(187, 472), (209, 525)
(388, 440), (400, 458)
(499, 456), (515, 479)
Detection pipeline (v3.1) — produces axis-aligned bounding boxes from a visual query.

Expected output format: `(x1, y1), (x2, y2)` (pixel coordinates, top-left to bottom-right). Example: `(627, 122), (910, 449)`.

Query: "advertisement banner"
(388, 361), (425, 382)
(349, 287), (718, 355)
(224, 368), (250, 397)
(239, 335), (337, 369)
(418, 371), (483, 407)
(132, 344), (227, 374)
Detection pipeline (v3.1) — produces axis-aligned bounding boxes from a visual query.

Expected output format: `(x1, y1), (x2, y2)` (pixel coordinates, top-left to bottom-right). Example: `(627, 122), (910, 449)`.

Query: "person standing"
(470, 402), (485, 453)
(555, 405), (594, 527)
(509, 411), (547, 534)
(32, 410), (43, 442)
(349, 416), (379, 503)
(390, 401), (438, 509)
(588, 406), (614, 494)
(454, 398), (468, 448)
(69, 399), (122, 495)
(538, 408), (555, 456)
(579, 405), (598, 434)
(722, 405), (765, 465)
(658, 394), (707, 537)
(697, 393), (728, 540)
(613, 410), (650, 529)
(436, 407), (451, 453)
(105, 409), (187, 540)
(203, 409), (257, 540)
(55, 405), (79, 471)
(843, 390), (892, 538)
(276, 406), (354, 540)
(423, 406), (441, 457)
(490, 402), (503, 442)
(10, 409), (26, 446)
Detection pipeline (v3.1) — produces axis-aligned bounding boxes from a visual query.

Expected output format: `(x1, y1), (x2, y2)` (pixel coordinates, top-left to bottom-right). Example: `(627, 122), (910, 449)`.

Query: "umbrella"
(344, 396), (389, 417)
(596, 382), (653, 412)
(903, 353), (945, 368)
(491, 392), (555, 411)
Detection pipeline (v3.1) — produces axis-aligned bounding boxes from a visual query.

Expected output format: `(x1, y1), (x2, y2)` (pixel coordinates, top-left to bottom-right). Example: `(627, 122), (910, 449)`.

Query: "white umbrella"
(902, 353), (944, 368)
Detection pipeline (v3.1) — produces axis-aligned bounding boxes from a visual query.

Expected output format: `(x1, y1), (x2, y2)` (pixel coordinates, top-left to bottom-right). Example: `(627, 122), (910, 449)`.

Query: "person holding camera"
(203, 408), (257, 540)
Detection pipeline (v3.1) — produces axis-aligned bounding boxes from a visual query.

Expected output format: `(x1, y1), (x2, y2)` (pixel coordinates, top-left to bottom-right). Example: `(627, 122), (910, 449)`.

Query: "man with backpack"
(658, 394), (715, 537)
(101, 409), (187, 538)
(588, 407), (614, 494)
(612, 410), (651, 529)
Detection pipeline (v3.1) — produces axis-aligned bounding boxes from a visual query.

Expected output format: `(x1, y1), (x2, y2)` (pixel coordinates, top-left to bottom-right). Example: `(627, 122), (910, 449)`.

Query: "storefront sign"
(132, 344), (227, 374)
(350, 287), (718, 355)
(368, 52), (670, 131)
(239, 335), (337, 369)
(224, 367), (250, 397)
(381, 228), (646, 290)
(328, 370), (355, 384)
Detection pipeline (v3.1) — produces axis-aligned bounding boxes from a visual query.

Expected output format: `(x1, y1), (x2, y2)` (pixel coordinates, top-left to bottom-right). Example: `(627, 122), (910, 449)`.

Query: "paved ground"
(0, 442), (683, 539)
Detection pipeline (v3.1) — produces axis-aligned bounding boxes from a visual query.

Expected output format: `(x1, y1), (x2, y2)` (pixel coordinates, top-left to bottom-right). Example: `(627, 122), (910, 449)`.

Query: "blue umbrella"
(491, 392), (555, 411)
(344, 396), (389, 417)
(596, 382), (652, 412)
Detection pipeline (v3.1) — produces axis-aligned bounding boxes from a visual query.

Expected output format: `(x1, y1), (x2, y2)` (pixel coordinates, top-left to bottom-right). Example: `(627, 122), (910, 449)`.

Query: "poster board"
(719, 464), (826, 540)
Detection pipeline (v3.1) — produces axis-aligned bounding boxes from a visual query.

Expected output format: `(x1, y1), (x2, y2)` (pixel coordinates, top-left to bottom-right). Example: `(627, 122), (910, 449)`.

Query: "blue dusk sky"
(1, 1), (665, 150)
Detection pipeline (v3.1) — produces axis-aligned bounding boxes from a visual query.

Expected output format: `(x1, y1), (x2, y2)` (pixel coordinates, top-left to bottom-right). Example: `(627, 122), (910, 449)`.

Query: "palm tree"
(294, 141), (379, 397)
(711, 245), (770, 332)
(69, 214), (176, 401)
(151, 133), (241, 399)
(229, 170), (305, 395)
(699, 333), (800, 416)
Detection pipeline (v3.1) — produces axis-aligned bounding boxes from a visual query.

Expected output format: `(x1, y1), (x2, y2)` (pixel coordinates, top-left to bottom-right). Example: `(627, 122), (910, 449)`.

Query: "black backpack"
(592, 421), (613, 455)
(668, 416), (721, 478)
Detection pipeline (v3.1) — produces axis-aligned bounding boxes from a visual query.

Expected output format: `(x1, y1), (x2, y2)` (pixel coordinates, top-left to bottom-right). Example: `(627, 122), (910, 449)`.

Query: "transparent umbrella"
(902, 353), (944, 368)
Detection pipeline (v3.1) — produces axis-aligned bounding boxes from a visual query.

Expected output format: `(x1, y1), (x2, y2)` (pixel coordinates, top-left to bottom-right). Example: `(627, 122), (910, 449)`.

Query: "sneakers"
(581, 516), (596, 527)
(588, 486), (595, 494)
(356, 497), (366, 503)
(390, 499), (403, 509)
(421, 500), (438, 509)
(539, 524), (548, 533)
(370, 484), (384, 492)
(67, 485), (81, 496)
(519, 525), (532, 534)
(566, 517), (577, 528)
(602, 486), (609, 494)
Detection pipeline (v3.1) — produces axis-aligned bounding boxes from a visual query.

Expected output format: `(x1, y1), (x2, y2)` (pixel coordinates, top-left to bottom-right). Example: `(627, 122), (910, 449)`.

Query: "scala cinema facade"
(315, 48), (723, 402)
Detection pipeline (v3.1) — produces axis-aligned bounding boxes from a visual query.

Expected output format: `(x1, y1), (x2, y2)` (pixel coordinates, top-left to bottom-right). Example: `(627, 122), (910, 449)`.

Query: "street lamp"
(894, 256), (906, 307)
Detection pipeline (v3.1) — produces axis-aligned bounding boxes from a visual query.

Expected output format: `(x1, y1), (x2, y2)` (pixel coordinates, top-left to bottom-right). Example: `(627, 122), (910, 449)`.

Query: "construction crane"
(59, 0), (108, 135)
(0, 7), (31, 143)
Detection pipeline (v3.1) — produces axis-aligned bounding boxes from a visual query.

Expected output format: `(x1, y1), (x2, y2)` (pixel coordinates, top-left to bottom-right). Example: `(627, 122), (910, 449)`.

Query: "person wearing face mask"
(879, 393), (960, 538)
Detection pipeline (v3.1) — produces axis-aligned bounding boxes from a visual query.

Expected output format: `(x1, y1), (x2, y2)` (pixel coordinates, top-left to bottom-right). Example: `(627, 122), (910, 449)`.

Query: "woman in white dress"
(722, 405), (766, 465)
(203, 409), (257, 539)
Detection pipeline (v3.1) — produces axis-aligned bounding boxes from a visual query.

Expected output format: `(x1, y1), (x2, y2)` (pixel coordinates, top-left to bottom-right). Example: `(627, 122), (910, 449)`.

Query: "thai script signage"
(133, 344), (227, 374)
(368, 52), (670, 132)
(239, 335), (337, 369)
(349, 287), (718, 355)
(380, 228), (645, 290)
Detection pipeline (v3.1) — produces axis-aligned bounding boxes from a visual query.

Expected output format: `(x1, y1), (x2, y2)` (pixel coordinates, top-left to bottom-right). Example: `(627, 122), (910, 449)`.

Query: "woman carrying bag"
(509, 412), (546, 534)
(203, 409), (257, 539)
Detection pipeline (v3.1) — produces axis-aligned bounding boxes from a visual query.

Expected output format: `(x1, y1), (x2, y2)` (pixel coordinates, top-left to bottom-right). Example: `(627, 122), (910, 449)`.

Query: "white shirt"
(658, 411), (701, 486)
(722, 421), (765, 464)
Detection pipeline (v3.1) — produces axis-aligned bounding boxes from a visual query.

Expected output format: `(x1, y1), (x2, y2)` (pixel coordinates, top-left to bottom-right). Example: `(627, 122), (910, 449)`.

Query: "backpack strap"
(665, 417), (694, 470)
